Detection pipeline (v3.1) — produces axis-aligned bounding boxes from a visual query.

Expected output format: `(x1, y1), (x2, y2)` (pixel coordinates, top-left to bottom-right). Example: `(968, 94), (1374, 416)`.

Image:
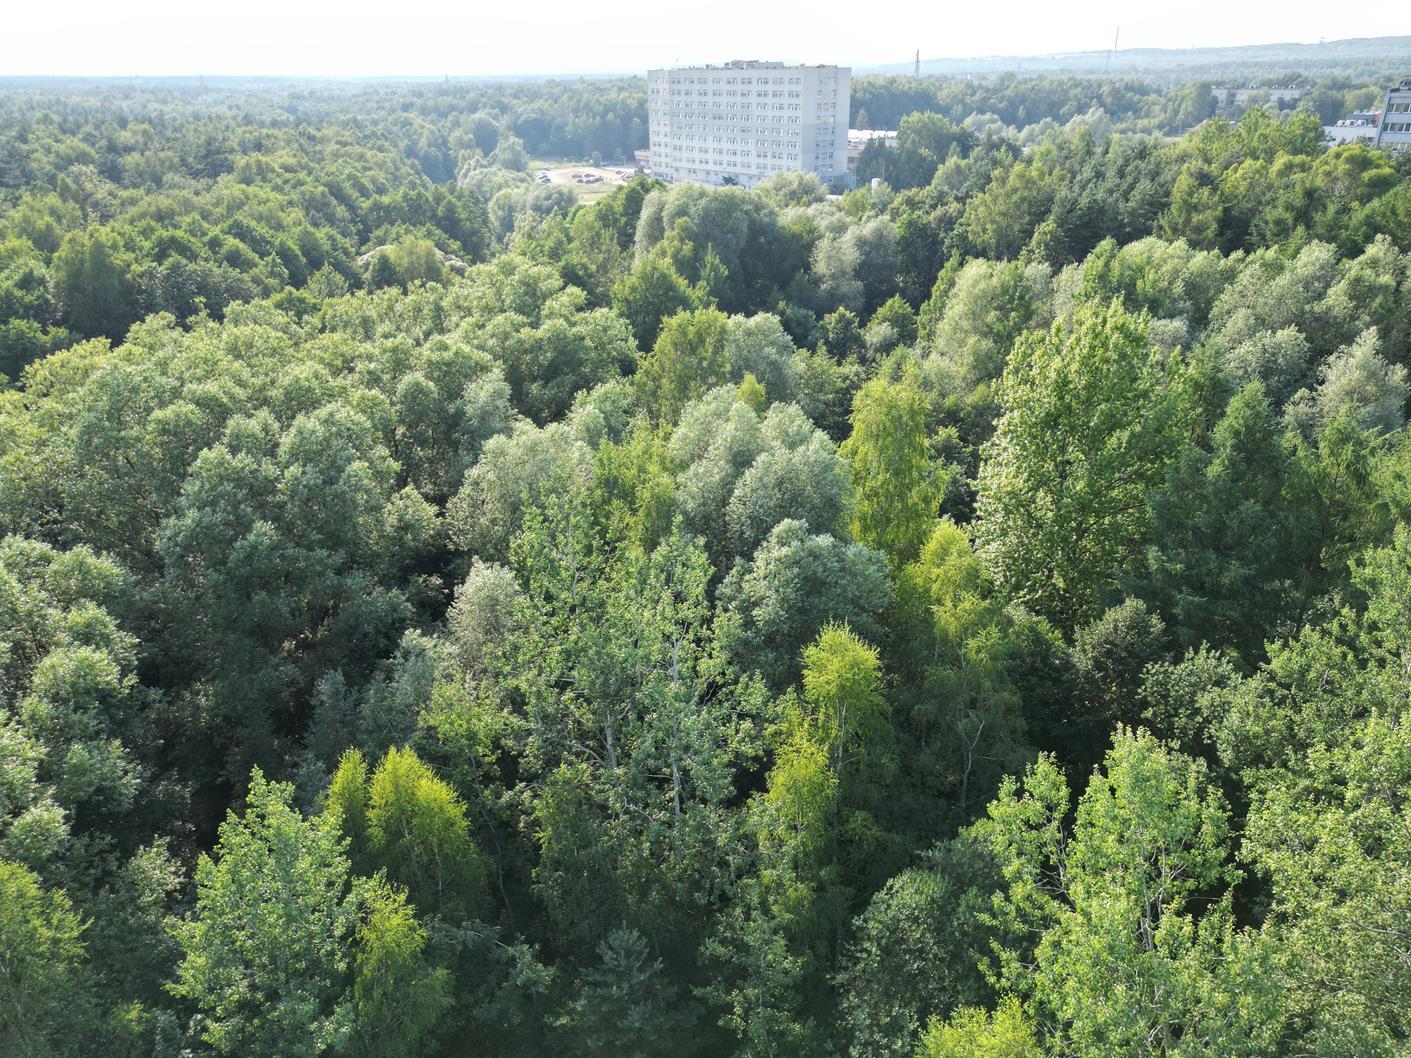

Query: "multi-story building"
(1210, 84), (1306, 112)
(647, 60), (850, 188)
(1376, 77), (1411, 152)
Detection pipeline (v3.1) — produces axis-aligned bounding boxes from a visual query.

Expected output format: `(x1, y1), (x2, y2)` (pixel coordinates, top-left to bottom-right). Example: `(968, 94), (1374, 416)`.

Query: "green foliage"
(920, 258), (1052, 437)
(839, 836), (999, 1058)
(636, 307), (730, 424)
(328, 747), (488, 920)
(1130, 383), (1310, 658)
(350, 879), (452, 1058)
(561, 927), (691, 1058)
(51, 227), (138, 339)
(1244, 707), (1411, 1057)
(6, 72), (1411, 1058)
(613, 253), (699, 350)
(801, 624), (888, 775)
(720, 519), (892, 689)
(975, 300), (1193, 630)
(841, 372), (944, 567)
(889, 520), (1034, 819)
(0, 859), (95, 1058)
(916, 996), (1043, 1058)
(171, 770), (358, 1057)
(979, 730), (1283, 1058)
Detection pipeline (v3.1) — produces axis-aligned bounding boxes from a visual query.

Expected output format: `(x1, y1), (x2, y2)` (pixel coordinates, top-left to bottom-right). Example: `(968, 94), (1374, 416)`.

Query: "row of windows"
(662, 102), (801, 111)
(656, 121), (799, 133)
(665, 137), (802, 149)
(668, 75), (802, 85)
(651, 111), (835, 122)
(671, 159), (832, 170)
(675, 148), (803, 158)
(1388, 102), (1411, 114)
(656, 117), (800, 127)
(667, 130), (800, 141)
(659, 123), (800, 132)
(659, 119), (800, 129)
(1385, 122), (1411, 133)
(654, 131), (831, 142)
(656, 89), (802, 99)
(659, 145), (832, 158)
(652, 99), (827, 109)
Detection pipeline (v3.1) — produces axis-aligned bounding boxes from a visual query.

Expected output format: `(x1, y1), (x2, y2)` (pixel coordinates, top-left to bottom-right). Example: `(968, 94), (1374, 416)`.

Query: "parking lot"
(537, 164), (639, 199)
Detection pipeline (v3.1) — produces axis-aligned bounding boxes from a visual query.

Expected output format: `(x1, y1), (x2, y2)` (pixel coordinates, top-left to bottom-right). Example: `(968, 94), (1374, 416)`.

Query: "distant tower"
(1107, 26), (1120, 71)
(914, 49), (920, 77)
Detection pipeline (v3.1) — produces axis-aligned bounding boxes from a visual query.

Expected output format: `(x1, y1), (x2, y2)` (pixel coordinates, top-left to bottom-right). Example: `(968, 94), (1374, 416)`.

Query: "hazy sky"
(3, 0), (1408, 77)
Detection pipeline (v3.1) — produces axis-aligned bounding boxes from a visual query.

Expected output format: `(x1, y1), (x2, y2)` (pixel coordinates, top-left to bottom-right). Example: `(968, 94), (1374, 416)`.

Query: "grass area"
(530, 159), (638, 202)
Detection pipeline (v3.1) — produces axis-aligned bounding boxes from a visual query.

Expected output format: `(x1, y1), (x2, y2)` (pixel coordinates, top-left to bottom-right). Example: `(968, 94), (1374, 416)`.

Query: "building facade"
(847, 128), (898, 171)
(1210, 84), (1306, 112)
(1325, 118), (1379, 146)
(647, 61), (850, 188)
(1377, 78), (1411, 152)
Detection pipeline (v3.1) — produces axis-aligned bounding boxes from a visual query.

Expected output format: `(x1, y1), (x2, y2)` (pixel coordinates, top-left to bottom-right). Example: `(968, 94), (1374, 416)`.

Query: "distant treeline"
(865, 33), (1411, 83)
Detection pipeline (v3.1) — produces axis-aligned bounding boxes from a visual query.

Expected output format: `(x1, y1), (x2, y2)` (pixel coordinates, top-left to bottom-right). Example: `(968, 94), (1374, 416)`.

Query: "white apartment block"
(647, 60), (850, 188)
(1377, 78), (1411, 152)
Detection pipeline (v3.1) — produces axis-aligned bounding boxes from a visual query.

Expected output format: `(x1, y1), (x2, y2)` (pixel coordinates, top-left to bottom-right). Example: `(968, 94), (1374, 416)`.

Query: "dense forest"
(3, 70), (1411, 1058)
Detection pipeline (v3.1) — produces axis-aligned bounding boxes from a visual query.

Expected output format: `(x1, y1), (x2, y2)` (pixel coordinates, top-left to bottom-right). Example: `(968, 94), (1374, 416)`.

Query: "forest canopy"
(3, 69), (1411, 1058)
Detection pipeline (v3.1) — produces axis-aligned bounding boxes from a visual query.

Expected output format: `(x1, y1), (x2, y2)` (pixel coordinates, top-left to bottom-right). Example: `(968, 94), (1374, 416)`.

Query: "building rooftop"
(651, 60), (844, 71)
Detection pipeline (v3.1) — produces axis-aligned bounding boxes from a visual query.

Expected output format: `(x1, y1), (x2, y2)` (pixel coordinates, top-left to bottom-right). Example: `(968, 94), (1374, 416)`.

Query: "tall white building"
(647, 61), (850, 188)
(1377, 77), (1411, 152)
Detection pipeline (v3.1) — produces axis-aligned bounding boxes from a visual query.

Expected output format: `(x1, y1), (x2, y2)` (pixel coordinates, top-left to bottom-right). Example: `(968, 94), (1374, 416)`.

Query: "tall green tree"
(840, 372), (944, 568)
(975, 300), (1192, 631)
(1131, 383), (1309, 659)
(349, 879), (452, 1058)
(170, 770), (358, 1058)
(635, 307), (730, 424)
(326, 746), (488, 921)
(561, 927), (690, 1058)
(800, 623), (889, 776)
(977, 730), (1285, 1058)
(51, 226), (137, 339)
(0, 860), (96, 1058)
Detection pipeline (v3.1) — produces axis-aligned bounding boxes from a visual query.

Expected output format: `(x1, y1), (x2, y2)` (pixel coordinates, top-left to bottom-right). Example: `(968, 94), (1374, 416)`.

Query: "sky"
(2, 0), (1408, 78)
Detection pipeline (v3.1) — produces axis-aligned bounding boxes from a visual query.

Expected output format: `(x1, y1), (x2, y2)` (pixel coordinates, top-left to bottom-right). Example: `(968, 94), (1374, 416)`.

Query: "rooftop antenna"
(914, 49), (920, 77)
(1107, 25), (1120, 71)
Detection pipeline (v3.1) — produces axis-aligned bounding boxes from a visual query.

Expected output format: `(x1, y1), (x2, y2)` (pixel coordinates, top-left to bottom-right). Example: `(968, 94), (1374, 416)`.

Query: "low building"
(647, 60), (850, 188)
(1325, 118), (1379, 146)
(1211, 84), (1306, 112)
(1377, 77), (1411, 152)
(847, 128), (897, 171)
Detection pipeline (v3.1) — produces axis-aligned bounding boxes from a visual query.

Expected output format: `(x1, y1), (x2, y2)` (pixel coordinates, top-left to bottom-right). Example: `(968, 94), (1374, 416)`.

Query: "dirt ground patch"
(536, 164), (638, 200)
